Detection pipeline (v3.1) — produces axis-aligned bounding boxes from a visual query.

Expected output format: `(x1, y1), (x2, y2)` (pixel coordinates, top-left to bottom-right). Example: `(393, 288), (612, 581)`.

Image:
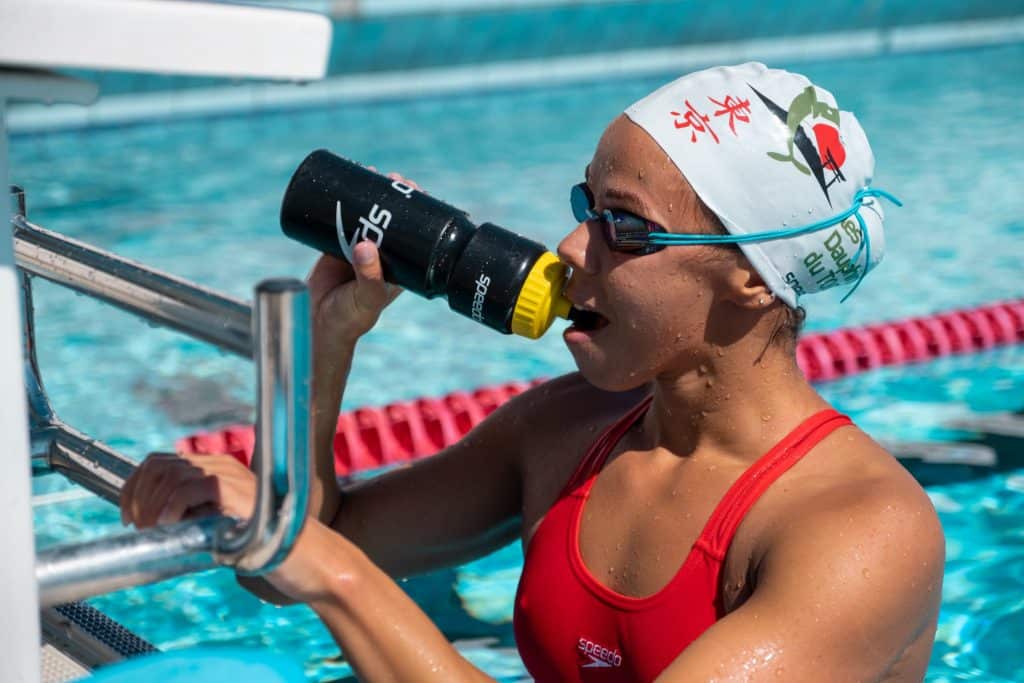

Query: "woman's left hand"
(119, 452), (256, 528)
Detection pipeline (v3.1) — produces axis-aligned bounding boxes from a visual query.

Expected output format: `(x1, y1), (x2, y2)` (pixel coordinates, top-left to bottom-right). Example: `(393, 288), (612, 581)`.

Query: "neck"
(639, 339), (829, 463)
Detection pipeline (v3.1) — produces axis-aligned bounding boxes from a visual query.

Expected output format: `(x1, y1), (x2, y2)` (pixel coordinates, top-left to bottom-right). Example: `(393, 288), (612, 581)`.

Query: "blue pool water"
(13, 43), (1024, 681)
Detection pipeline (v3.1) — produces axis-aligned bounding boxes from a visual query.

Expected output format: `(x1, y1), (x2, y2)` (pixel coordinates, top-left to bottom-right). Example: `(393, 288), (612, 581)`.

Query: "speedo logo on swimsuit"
(577, 636), (623, 669)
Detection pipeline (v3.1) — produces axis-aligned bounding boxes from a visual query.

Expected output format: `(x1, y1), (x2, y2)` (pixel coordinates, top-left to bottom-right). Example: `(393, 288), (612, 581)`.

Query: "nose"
(557, 220), (600, 275)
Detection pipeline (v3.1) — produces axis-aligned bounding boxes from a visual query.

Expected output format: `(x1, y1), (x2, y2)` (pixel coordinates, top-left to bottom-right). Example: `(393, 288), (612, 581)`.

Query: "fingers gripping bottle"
(280, 149), (573, 339)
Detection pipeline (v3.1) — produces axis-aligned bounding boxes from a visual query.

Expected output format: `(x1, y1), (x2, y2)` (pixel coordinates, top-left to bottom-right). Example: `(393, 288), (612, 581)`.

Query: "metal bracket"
(13, 186), (312, 606)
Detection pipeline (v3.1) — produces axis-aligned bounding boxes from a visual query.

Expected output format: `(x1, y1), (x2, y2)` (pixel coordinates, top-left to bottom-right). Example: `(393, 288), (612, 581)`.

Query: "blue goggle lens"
(570, 183), (594, 224)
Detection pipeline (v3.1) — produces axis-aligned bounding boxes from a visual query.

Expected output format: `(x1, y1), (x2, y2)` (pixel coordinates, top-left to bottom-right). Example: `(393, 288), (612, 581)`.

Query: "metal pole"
(36, 517), (229, 607)
(13, 215), (253, 357)
(46, 426), (138, 504)
(223, 278), (311, 572)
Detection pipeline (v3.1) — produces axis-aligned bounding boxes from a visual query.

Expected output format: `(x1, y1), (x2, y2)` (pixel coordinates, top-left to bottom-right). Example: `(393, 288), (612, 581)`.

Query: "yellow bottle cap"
(511, 251), (572, 339)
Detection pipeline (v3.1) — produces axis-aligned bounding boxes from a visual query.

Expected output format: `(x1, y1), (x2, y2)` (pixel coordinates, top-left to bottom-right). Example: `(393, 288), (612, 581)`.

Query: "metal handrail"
(13, 187), (312, 605)
(220, 279), (310, 573)
(13, 213), (252, 357)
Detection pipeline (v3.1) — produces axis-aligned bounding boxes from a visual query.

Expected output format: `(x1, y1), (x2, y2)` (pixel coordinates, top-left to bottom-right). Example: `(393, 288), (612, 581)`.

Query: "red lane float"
(178, 380), (545, 477)
(795, 298), (1024, 381)
(179, 299), (1024, 476)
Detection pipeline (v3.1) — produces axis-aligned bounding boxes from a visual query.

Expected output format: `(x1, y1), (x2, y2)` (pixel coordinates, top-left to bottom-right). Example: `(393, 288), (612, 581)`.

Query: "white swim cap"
(624, 62), (886, 308)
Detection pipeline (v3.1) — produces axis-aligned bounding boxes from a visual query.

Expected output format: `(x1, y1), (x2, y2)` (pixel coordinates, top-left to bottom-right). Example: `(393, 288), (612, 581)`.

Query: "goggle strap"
(647, 187), (900, 302)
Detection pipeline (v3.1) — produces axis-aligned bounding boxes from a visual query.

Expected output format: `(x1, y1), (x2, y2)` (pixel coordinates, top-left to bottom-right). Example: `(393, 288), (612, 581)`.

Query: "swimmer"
(120, 63), (943, 682)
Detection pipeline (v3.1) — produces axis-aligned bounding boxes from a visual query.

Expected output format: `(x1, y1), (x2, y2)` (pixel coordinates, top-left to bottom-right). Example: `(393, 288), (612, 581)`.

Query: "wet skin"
(120, 119), (944, 682)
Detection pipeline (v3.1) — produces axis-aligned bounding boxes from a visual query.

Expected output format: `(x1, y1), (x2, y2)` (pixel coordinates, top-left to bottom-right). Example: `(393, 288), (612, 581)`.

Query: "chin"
(566, 330), (659, 392)
(572, 356), (652, 394)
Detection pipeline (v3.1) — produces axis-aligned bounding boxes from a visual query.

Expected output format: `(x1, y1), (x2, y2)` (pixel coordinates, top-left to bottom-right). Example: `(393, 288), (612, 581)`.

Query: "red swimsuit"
(513, 397), (851, 682)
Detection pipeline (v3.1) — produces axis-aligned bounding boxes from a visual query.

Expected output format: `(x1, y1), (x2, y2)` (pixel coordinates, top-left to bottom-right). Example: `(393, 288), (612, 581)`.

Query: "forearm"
(285, 521), (494, 683)
(308, 332), (356, 523)
(237, 334), (355, 605)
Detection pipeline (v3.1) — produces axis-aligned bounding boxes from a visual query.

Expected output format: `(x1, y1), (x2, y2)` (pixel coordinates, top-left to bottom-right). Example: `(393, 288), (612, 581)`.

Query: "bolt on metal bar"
(12, 213), (253, 357)
(11, 184), (25, 216)
(44, 426), (138, 504)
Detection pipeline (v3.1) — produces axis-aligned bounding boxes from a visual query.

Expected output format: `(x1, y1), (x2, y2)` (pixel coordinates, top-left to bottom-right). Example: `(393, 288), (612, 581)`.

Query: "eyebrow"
(604, 187), (647, 206)
(582, 165), (652, 215)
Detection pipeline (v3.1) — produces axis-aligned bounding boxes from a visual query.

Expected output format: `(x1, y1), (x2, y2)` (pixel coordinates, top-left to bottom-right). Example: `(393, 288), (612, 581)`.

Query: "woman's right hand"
(307, 243), (400, 351)
(307, 170), (414, 350)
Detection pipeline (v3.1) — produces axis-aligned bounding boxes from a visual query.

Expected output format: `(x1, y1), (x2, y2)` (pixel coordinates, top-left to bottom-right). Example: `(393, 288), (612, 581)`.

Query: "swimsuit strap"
(694, 409), (853, 561)
(559, 395), (654, 497)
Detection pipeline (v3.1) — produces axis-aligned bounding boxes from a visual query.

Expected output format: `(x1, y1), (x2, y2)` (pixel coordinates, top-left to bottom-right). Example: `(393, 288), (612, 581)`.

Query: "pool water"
(13, 43), (1024, 681)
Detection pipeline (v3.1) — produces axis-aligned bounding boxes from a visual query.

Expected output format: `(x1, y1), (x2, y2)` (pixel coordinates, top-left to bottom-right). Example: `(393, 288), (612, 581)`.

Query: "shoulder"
(484, 373), (648, 528)
(763, 426), (944, 575)
(480, 372), (648, 451)
(658, 432), (944, 681)
(754, 430), (944, 647)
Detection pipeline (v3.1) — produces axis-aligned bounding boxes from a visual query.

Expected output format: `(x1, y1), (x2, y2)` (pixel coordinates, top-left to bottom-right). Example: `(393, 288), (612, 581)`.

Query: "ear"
(722, 251), (776, 310)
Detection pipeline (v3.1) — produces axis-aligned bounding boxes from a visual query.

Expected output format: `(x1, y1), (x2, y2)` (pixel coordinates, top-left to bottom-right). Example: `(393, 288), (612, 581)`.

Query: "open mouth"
(568, 306), (610, 333)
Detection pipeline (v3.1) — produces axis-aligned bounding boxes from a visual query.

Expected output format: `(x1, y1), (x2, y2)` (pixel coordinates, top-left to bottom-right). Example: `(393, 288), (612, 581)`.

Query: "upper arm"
(331, 374), (585, 577)
(656, 481), (945, 682)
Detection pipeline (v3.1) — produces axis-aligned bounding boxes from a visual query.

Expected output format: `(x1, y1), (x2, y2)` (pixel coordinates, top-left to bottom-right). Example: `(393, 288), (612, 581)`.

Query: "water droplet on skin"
(705, 379), (714, 388)
(761, 414), (772, 422)
(862, 568), (870, 579)
(667, 202), (674, 213)
(638, 168), (645, 180)
(698, 364), (708, 375)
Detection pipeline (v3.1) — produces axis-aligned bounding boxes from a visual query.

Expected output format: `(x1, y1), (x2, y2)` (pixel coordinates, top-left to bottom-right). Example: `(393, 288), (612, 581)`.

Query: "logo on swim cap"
(752, 85), (847, 206)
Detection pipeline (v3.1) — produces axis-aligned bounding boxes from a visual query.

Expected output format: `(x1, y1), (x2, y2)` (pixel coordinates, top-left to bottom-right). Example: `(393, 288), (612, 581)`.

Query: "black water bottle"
(280, 149), (573, 338)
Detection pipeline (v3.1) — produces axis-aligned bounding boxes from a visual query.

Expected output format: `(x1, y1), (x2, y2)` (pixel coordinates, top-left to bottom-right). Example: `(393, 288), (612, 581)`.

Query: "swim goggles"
(570, 182), (902, 301)
(570, 182), (667, 256)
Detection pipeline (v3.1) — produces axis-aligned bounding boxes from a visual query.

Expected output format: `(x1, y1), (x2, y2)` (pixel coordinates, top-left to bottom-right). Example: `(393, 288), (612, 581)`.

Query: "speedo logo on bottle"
(577, 636), (623, 669)
(471, 273), (491, 322)
(333, 178), (416, 263)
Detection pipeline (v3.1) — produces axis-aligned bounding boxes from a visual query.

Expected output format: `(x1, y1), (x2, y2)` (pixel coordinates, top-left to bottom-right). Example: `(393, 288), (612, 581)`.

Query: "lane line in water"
(9, 16), (1024, 134)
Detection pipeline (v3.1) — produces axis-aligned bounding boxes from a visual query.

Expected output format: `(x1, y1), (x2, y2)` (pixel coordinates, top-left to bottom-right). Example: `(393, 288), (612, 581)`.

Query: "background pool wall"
(10, 0), (1024, 133)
